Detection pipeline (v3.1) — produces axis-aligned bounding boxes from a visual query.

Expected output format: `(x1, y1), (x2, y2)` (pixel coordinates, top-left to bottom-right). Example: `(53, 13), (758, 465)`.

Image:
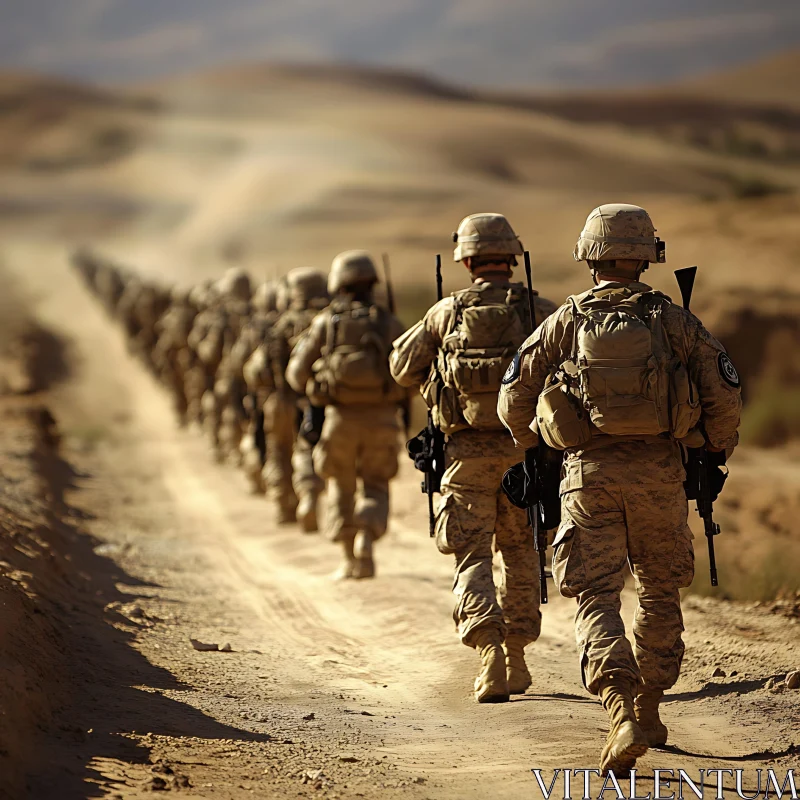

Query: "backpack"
(308, 300), (400, 406)
(433, 283), (531, 433)
(537, 286), (700, 447)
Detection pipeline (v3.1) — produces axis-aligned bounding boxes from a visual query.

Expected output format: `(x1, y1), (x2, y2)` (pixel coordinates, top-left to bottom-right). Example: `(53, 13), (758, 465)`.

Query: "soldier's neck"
(472, 270), (512, 285)
(594, 273), (638, 285)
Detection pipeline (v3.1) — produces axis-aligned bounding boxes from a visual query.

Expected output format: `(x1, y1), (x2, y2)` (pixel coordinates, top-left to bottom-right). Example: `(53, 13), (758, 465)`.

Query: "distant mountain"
(2, 0), (800, 89)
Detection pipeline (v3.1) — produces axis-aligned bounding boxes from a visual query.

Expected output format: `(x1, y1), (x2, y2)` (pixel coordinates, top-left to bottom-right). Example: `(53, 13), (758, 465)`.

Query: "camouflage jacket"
(498, 280), (742, 457)
(389, 278), (557, 392)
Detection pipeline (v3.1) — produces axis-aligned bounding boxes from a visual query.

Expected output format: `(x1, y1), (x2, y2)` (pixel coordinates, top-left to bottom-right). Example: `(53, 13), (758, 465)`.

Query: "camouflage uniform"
(391, 212), (559, 704)
(265, 307), (323, 522)
(498, 203), (742, 773)
(391, 283), (556, 644)
(260, 269), (328, 524)
(499, 282), (741, 693)
(153, 289), (197, 426)
(235, 285), (280, 493)
(287, 252), (406, 576)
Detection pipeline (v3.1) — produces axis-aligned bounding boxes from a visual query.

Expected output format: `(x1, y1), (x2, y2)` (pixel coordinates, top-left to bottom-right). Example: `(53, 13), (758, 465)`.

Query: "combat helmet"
(573, 204), (666, 264)
(286, 267), (329, 310)
(452, 213), (524, 262)
(216, 267), (252, 302)
(328, 250), (378, 294)
(252, 281), (278, 314)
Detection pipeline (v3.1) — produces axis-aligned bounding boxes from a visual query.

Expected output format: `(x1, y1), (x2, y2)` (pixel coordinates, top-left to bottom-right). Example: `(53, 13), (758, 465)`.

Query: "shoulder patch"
(502, 352), (521, 385)
(718, 352), (740, 388)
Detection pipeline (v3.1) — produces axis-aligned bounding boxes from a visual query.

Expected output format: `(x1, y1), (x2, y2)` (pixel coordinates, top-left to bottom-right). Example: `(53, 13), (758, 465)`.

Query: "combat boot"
(352, 530), (375, 579)
(334, 534), (357, 580)
(504, 635), (532, 695)
(635, 687), (668, 747)
(296, 493), (319, 534)
(473, 629), (510, 704)
(598, 679), (649, 776)
(277, 498), (297, 525)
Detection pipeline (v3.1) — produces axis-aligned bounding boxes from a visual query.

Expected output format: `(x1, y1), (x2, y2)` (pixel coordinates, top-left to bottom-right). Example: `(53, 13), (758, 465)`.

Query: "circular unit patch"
(718, 352), (740, 388)
(502, 352), (521, 385)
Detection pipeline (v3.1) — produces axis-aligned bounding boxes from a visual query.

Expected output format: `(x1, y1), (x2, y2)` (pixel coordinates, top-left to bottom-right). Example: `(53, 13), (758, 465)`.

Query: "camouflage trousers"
(435, 430), (542, 649)
(553, 481), (694, 694)
(313, 406), (399, 543)
(263, 392), (300, 516)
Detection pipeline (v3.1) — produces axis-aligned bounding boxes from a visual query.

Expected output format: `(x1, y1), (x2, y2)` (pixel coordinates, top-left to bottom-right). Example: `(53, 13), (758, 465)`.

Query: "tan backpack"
(308, 300), (401, 406)
(430, 283), (531, 434)
(537, 287), (701, 448)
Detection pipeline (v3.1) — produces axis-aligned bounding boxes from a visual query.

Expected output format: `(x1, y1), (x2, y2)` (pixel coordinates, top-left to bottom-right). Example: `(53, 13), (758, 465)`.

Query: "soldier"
(236, 281), (281, 493)
(262, 268), (329, 526)
(389, 214), (557, 703)
(497, 204), (742, 775)
(195, 268), (251, 462)
(153, 286), (198, 427)
(286, 251), (406, 578)
(184, 280), (217, 428)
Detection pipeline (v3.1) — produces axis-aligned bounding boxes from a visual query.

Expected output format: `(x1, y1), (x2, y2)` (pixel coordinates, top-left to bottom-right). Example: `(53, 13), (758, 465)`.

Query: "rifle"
(406, 254), (447, 537)
(524, 251), (552, 603)
(675, 266), (727, 587)
(300, 403), (326, 447)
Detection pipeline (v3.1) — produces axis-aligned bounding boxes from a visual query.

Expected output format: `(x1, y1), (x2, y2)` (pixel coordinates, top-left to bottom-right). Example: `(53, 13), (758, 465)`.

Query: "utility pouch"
(536, 369), (592, 450)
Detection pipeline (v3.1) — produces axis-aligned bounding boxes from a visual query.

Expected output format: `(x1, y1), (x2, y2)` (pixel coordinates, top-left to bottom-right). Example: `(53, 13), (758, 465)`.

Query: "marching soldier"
(262, 268), (329, 526)
(498, 204), (742, 774)
(286, 251), (406, 579)
(389, 214), (557, 703)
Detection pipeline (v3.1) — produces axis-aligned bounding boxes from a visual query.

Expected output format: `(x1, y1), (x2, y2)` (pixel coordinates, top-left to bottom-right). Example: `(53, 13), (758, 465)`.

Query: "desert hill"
(1, 56), (799, 304)
(680, 49), (800, 109)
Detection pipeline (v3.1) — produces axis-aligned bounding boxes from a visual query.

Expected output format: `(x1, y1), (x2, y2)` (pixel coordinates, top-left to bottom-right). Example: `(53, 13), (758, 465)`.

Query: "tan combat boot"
(598, 679), (649, 776)
(473, 629), (510, 704)
(352, 530), (375, 579)
(504, 635), (532, 695)
(296, 493), (319, 534)
(334, 534), (357, 580)
(635, 687), (668, 747)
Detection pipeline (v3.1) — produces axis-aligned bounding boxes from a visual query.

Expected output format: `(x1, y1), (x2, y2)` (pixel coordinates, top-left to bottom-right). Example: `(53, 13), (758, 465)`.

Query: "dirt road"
(6, 242), (799, 799)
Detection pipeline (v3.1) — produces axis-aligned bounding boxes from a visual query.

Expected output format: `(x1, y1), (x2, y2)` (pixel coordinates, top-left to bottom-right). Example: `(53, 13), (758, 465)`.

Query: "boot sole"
(602, 742), (648, 776)
(477, 692), (510, 704)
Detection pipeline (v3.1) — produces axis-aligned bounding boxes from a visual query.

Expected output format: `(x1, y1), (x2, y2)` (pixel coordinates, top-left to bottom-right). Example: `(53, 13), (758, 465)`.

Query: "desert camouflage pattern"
(263, 306), (327, 521)
(436, 430), (542, 646)
(498, 279), (742, 696)
(390, 278), (556, 648)
(153, 292), (197, 425)
(452, 213), (524, 262)
(287, 299), (406, 557)
(573, 204), (661, 264)
(553, 473), (693, 692)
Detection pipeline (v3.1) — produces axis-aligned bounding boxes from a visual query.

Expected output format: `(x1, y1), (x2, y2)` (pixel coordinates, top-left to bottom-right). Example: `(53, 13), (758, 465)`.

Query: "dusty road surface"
(5, 242), (799, 799)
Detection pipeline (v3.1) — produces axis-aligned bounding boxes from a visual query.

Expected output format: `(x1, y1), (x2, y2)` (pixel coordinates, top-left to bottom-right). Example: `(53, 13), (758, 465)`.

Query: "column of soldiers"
(72, 203), (742, 778)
